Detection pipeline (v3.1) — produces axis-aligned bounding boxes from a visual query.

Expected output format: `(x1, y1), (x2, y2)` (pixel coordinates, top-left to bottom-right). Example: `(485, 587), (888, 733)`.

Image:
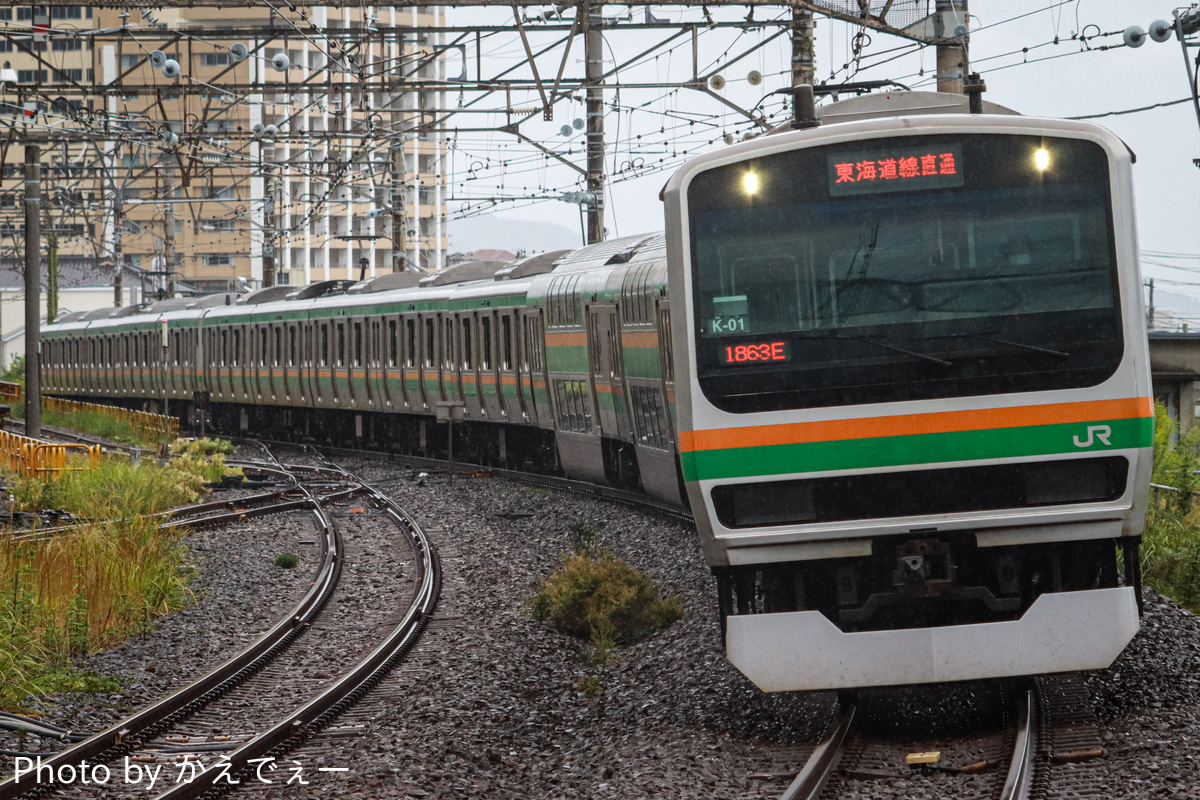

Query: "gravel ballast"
(4, 468), (1198, 799)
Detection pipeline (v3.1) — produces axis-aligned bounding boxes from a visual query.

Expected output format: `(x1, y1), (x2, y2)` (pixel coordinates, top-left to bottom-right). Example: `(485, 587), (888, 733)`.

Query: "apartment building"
(1, 4), (447, 296)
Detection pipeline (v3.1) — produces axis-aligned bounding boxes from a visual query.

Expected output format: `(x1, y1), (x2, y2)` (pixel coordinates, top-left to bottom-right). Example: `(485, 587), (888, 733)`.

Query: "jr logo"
(1073, 425), (1113, 448)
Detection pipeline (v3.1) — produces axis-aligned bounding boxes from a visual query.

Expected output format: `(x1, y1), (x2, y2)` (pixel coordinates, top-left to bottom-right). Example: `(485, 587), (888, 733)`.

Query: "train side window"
(481, 316), (492, 371)
(233, 329), (241, 366)
(259, 329), (267, 367)
(443, 318), (454, 370)
(336, 323), (346, 367)
(501, 316), (513, 371)
(289, 327), (297, 366)
(389, 320), (399, 367)
(320, 324), (329, 366)
(353, 322), (363, 367)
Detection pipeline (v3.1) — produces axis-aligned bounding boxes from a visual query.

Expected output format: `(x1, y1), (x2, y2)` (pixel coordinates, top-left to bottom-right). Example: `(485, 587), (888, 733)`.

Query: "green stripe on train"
(680, 416), (1154, 482)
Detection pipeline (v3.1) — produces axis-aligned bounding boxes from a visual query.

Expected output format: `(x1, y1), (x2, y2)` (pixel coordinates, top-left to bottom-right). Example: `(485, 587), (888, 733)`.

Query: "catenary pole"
(24, 145), (41, 438)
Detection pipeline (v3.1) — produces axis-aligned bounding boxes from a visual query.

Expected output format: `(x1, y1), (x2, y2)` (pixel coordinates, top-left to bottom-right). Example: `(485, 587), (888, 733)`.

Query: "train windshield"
(687, 133), (1123, 412)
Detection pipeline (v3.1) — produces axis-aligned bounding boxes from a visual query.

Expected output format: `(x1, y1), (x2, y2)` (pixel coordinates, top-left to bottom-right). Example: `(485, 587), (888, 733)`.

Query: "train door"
(587, 304), (632, 441)
(418, 315), (436, 410)
(522, 311), (551, 427)
(384, 317), (400, 409)
(440, 314), (458, 405)
(500, 312), (525, 421)
(459, 314), (481, 417)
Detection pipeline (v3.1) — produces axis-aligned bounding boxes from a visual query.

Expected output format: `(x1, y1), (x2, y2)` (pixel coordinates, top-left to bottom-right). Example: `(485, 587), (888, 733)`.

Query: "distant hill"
(448, 216), (582, 255)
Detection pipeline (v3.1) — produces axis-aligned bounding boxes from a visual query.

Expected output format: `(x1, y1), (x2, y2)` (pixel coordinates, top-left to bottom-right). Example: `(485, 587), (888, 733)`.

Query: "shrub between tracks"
(531, 518), (684, 660)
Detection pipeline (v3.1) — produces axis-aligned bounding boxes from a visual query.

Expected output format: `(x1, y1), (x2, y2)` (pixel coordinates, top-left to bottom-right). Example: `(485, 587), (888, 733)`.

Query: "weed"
(530, 549), (684, 644)
(577, 675), (602, 698)
(274, 553), (299, 569)
(567, 517), (596, 554)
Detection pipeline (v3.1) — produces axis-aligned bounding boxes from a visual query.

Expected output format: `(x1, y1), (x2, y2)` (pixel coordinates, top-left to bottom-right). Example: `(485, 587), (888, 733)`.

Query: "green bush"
(1143, 402), (1200, 607)
(530, 549), (683, 644)
(274, 553), (299, 569)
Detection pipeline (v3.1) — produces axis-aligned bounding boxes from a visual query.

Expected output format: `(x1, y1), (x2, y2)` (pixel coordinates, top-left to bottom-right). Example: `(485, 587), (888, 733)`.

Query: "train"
(40, 90), (1153, 691)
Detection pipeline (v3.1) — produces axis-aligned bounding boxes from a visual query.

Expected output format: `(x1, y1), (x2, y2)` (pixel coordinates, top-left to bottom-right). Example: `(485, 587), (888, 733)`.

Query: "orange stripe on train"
(679, 397), (1154, 453)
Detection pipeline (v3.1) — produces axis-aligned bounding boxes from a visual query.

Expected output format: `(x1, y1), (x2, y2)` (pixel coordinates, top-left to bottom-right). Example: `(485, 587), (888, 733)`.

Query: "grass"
(0, 449), (217, 709)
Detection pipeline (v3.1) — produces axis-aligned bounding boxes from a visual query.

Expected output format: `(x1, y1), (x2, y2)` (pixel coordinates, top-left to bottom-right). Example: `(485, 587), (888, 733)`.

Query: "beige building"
(2, 4), (448, 296)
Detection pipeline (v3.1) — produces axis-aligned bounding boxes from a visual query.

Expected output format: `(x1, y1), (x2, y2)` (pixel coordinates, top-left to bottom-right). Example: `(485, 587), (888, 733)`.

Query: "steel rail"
(149, 462), (440, 800)
(0, 466), (344, 800)
(1000, 683), (1039, 800)
(780, 692), (857, 800)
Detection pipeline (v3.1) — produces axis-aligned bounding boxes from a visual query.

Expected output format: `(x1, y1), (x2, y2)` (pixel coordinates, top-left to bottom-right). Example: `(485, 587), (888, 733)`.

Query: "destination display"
(828, 144), (963, 196)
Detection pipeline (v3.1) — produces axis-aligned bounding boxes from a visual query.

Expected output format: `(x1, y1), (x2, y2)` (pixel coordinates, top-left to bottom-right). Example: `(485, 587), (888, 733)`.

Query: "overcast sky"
(447, 1), (1200, 308)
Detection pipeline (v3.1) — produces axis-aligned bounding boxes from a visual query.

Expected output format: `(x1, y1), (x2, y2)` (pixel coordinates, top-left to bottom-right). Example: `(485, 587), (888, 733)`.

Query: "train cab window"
(501, 316), (513, 371)
(353, 322), (363, 367)
(462, 318), (474, 370)
(687, 133), (1124, 411)
(481, 317), (492, 371)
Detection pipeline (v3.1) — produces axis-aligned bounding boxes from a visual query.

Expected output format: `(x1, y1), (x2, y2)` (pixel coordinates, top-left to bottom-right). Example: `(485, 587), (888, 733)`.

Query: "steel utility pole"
(24, 145), (41, 438)
(584, 0), (605, 244)
(164, 172), (176, 297)
(391, 145), (408, 272)
(262, 177), (276, 288)
(113, 196), (124, 308)
(936, 0), (968, 94)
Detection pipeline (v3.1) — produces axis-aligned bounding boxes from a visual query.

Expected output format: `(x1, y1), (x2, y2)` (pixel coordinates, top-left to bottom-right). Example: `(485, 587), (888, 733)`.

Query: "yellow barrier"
(43, 397), (179, 440)
(0, 381), (22, 400)
(0, 430), (101, 478)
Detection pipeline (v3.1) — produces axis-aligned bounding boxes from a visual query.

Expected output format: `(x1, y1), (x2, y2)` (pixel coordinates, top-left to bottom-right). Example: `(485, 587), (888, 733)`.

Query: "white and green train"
(43, 91), (1153, 691)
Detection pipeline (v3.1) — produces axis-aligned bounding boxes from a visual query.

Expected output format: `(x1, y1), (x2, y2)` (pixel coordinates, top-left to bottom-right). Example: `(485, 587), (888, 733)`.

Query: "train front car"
(663, 108), (1152, 691)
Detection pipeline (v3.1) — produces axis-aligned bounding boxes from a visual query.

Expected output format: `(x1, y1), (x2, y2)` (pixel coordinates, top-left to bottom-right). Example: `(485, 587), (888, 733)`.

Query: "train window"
(353, 322), (362, 367)
(631, 385), (669, 449)
(444, 318), (455, 370)
(336, 324), (345, 367)
(553, 379), (592, 433)
(389, 320), (398, 367)
(481, 317), (492, 371)
(501, 316), (513, 371)
(462, 318), (473, 370)
(220, 330), (228, 366)
(289, 327), (297, 366)
(273, 328), (282, 366)
(234, 329), (243, 367)
(320, 324), (329, 366)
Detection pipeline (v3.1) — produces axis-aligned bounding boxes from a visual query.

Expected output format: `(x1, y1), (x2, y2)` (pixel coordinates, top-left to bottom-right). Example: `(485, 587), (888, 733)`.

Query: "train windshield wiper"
(919, 333), (1069, 358)
(796, 333), (953, 367)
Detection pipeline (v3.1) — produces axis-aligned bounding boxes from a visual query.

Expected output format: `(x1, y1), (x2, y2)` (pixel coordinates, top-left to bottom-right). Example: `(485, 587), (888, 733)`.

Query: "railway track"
(0, 449), (439, 800)
(778, 676), (1110, 800)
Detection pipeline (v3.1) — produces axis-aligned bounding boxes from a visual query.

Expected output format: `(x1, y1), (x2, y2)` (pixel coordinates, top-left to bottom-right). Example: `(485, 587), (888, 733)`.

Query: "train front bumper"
(726, 586), (1139, 691)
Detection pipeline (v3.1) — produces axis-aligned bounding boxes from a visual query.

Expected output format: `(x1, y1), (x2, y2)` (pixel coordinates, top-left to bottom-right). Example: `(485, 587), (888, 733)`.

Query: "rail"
(0, 430), (101, 478)
(43, 396), (180, 439)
